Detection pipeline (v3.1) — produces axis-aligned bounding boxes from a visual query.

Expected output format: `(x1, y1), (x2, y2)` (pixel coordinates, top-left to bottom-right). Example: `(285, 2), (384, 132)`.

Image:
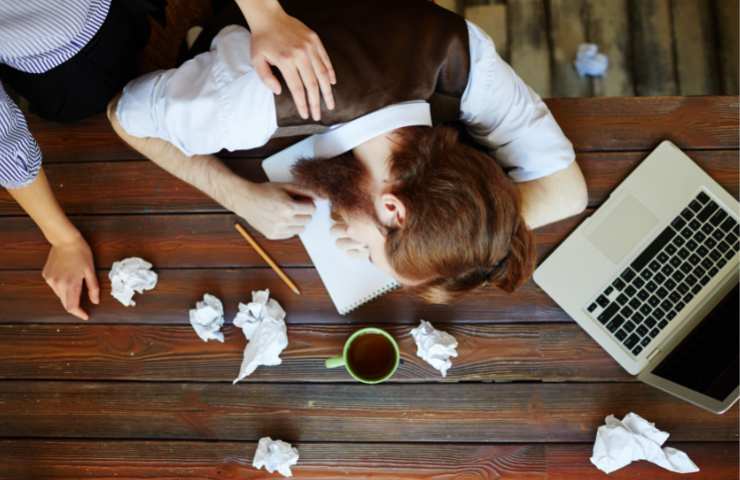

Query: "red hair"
(385, 126), (536, 303)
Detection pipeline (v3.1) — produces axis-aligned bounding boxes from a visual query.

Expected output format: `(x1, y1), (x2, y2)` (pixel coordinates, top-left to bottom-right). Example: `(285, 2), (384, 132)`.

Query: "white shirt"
(117, 21), (575, 183)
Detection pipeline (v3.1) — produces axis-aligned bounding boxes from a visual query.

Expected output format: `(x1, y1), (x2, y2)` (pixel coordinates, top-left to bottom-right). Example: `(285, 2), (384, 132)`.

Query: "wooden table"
(0, 97), (737, 479)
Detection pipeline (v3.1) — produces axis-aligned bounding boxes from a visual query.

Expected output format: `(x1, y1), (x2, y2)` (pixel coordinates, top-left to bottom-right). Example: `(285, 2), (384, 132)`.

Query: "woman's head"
(292, 125), (536, 303)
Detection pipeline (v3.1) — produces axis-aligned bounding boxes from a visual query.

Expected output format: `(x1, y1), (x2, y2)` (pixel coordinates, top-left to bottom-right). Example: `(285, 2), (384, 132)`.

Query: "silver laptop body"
(534, 140), (739, 414)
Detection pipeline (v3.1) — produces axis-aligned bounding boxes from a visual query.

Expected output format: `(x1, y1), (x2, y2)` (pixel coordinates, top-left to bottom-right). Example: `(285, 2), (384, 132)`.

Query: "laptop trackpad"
(588, 195), (659, 264)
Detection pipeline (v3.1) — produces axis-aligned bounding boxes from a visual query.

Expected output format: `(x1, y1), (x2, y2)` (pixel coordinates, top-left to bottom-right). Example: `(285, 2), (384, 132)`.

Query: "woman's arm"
(235, 0), (336, 121)
(518, 161), (588, 230)
(7, 169), (99, 320)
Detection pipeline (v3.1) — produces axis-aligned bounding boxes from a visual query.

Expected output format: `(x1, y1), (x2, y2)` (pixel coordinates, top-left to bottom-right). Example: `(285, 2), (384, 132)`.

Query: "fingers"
(330, 222), (349, 237)
(281, 65), (310, 120)
(281, 183), (319, 200)
(309, 46), (335, 111)
(335, 237), (369, 260)
(312, 36), (337, 86)
(63, 279), (89, 321)
(292, 214), (313, 226)
(295, 55), (321, 121)
(253, 57), (282, 95)
(85, 269), (100, 305)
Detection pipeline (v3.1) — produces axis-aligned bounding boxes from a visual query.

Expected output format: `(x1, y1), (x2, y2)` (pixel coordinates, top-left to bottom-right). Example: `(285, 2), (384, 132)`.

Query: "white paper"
(253, 437), (299, 477)
(590, 412), (700, 474)
(108, 257), (158, 307)
(410, 320), (458, 377)
(232, 289), (288, 383)
(574, 43), (609, 77)
(188, 294), (225, 343)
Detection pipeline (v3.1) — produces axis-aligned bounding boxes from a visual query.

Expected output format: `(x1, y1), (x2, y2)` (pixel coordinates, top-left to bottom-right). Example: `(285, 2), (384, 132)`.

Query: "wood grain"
(586, 0), (635, 97)
(0, 268), (567, 325)
(548, 0), (592, 97)
(0, 323), (628, 382)
(28, 98), (740, 164)
(549, 97), (739, 152)
(465, 4), (508, 61)
(671, 0), (720, 95)
(715, 0), (740, 95)
(0, 381), (735, 442)
(1, 150), (736, 216)
(0, 440), (736, 480)
(629, 0), (678, 96)
(508, 0), (552, 97)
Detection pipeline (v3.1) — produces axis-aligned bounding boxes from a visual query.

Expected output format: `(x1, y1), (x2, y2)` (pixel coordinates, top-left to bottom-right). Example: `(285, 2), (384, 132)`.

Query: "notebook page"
(262, 137), (399, 314)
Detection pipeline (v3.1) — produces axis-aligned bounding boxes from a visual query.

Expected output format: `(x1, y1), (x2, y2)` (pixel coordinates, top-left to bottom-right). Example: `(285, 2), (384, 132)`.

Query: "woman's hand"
(230, 180), (318, 240)
(42, 234), (100, 321)
(330, 221), (370, 260)
(239, 0), (336, 121)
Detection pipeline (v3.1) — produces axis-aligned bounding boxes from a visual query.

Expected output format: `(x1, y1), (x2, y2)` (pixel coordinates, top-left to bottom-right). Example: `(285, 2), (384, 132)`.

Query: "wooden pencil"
(234, 223), (301, 295)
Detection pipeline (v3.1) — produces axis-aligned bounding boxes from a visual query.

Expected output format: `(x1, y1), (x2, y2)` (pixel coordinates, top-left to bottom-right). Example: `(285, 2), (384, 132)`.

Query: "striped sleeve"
(0, 82), (42, 189)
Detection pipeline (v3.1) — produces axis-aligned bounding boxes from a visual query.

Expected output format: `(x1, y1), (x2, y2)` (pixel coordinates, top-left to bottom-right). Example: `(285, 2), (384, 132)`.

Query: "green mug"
(325, 327), (400, 384)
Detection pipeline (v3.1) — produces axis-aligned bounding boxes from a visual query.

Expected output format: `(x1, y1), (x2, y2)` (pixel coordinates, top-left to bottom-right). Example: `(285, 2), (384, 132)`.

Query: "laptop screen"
(651, 283), (739, 401)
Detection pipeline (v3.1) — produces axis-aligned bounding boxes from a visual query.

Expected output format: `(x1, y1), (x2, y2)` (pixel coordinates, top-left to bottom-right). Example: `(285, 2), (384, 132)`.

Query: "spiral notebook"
(262, 135), (399, 315)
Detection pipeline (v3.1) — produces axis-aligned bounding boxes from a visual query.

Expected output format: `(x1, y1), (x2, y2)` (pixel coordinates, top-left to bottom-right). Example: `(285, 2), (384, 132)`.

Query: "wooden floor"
(442, 0), (740, 98)
(0, 97), (738, 478)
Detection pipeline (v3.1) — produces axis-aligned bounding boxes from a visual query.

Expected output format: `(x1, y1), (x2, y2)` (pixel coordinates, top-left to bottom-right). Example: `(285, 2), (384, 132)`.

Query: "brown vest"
(189, 0), (471, 132)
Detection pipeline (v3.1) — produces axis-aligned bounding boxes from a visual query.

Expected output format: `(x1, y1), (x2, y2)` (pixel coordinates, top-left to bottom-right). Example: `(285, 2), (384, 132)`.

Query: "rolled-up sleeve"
(116, 25), (277, 156)
(0, 83), (41, 189)
(460, 21), (575, 183)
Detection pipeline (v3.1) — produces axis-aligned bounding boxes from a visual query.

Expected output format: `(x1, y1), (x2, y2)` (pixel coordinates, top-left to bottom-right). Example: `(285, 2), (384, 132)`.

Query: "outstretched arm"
(1, 83), (98, 320)
(8, 170), (100, 320)
(107, 96), (316, 240)
(518, 161), (588, 230)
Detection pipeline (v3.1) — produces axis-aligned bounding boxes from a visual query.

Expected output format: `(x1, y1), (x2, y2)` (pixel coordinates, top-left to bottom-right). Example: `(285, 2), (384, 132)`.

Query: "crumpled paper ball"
(590, 412), (699, 474)
(253, 437), (299, 477)
(410, 320), (458, 377)
(574, 43), (609, 77)
(109, 257), (158, 307)
(188, 293), (225, 343)
(232, 289), (288, 383)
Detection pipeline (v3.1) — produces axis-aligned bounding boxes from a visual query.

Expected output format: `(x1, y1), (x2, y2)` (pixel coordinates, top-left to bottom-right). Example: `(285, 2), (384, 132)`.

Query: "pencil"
(234, 223), (301, 295)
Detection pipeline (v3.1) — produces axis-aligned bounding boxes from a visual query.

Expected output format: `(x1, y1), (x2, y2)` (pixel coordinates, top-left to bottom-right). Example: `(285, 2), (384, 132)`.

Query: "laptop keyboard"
(586, 191), (739, 357)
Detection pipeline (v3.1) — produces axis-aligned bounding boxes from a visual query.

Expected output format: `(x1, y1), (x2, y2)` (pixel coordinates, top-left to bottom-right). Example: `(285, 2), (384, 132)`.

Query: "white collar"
(313, 101), (432, 158)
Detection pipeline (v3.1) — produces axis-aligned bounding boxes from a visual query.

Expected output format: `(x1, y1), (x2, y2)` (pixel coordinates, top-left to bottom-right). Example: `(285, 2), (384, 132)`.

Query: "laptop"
(534, 140), (739, 414)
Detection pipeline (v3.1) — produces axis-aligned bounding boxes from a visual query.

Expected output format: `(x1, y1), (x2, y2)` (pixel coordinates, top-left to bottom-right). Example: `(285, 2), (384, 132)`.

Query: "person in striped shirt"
(1, 0), (337, 319)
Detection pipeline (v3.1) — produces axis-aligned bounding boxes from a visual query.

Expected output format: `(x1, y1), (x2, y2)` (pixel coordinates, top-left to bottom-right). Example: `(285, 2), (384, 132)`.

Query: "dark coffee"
(347, 333), (396, 380)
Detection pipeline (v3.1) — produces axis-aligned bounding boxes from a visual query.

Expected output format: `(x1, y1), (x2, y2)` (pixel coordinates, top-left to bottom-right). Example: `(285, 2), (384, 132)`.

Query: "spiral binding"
(339, 281), (401, 315)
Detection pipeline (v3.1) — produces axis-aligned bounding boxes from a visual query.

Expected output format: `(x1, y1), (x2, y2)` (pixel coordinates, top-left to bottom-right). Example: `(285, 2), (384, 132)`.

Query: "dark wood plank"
(715, 0), (740, 95)
(508, 0), (552, 97)
(547, 443), (739, 480)
(550, 97), (739, 152)
(0, 150), (736, 216)
(0, 440), (736, 479)
(0, 323), (628, 382)
(0, 268), (567, 325)
(0, 382), (735, 442)
(28, 98), (740, 163)
(0, 209), (587, 269)
(586, 0), (635, 97)
(548, 0), (592, 97)
(671, 0), (721, 95)
(629, 0), (678, 96)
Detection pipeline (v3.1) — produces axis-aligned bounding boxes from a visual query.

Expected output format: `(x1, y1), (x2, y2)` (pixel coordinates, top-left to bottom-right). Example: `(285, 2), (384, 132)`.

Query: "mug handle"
(325, 356), (345, 368)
